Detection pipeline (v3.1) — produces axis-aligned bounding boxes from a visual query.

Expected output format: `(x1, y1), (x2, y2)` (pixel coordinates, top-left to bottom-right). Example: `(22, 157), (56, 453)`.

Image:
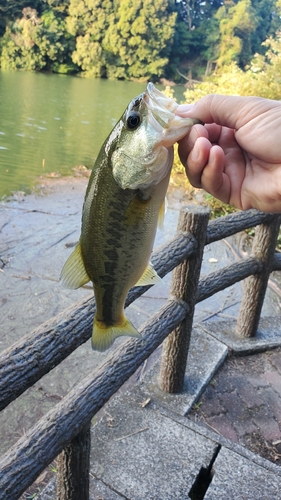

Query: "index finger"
(177, 94), (276, 130)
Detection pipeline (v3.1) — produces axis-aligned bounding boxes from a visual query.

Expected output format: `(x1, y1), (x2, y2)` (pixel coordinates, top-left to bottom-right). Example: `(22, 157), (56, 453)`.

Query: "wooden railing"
(0, 206), (280, 500)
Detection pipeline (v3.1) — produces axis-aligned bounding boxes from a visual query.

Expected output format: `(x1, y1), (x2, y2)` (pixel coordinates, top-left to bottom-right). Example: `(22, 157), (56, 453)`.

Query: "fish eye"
(126, 112), (141, 130)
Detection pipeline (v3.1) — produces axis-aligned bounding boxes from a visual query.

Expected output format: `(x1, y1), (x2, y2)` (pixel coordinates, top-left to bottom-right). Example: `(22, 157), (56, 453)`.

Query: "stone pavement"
(188, 343), (281, 465)
(37, 330), (281, 500)
(1, 176), (281, 499)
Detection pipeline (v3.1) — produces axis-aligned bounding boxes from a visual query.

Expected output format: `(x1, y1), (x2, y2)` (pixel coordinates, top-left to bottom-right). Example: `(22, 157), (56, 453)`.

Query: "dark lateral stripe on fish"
(97, 285), (119, 324)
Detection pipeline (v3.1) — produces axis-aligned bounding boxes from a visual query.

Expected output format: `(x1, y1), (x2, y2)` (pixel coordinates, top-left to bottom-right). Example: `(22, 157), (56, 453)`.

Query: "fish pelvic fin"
(92, 315), (141, 352)
(60, 241), (90, 289)
(135, 262), (162, 287)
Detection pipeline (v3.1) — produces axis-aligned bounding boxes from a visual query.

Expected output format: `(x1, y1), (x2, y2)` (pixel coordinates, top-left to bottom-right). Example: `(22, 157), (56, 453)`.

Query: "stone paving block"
(247, 374), (270, 389)
(211, 373), (242, 394)
(235, 417), (258, 438)
(263, 370), (281, 397)
(205, 446), (281, 500)
(136, 324), (228, 416)
(204, 317), (281, 354)
(270, 351), (281, 375)
(196, 386), (222, 418)
(207, 414), (239, 443)
(253, 406), (281, 442)
(262, 387), (281, 424)
(219, 391), (246, 423)
(237, 378), (265, 408)
(36, 475), (126, 500)
(90, 391), (217, 500)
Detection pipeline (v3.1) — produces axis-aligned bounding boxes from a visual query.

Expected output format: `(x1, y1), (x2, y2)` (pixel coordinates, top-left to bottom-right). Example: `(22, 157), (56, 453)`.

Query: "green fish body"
(61, 84), (198, 351)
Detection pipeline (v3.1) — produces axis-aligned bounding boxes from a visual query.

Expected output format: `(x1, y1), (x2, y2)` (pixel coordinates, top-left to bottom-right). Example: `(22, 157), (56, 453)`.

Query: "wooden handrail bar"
(0, 207), (280, 499)
(0, 211), (279, 412)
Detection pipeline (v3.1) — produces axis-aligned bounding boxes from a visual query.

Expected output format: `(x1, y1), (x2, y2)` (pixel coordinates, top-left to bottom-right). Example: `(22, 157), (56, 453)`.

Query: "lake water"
(0, 70), (186, 198)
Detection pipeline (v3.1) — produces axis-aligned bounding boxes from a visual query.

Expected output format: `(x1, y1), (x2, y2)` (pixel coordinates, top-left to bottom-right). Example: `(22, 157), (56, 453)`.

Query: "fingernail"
(176, 104), (194, 116)
(190, 143), (199, 162)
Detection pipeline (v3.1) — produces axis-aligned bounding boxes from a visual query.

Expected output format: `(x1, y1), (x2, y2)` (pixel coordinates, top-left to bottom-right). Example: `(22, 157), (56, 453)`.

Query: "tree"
(1, 6), (76, 73)
(251, 0), (281, 52)
(176, 1), (223, 28)
(102, 0), (176, 80)
(1, 0), (280, 81)
(166, 1), (223, 81)
(183, 34), (281, 101)
(215, 0), (257, 67)
(0, 0), (42, 36)
(66, 0), (113, 77)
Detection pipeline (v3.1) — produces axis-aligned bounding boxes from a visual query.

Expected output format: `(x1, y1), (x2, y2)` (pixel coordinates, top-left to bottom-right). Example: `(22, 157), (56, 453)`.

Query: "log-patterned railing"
(0, 207), (280, 500)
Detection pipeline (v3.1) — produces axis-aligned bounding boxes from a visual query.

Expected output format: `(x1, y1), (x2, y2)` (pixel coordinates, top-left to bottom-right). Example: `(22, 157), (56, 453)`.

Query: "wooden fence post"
(56, 420), (91, 500)
(159, 205), (210, 393)
(235, 215), (281, 338)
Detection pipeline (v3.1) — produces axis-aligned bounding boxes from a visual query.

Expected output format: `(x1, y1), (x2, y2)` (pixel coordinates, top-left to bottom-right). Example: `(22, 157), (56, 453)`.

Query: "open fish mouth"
(144, 82), (200, 149)
(144, 82), (179, 130)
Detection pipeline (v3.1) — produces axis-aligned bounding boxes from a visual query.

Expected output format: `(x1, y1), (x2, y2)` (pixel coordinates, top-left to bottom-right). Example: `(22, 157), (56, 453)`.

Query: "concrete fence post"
(235, 214), (281, 338)
(159, 205), (210, 393)
(56, 420), (91, 500)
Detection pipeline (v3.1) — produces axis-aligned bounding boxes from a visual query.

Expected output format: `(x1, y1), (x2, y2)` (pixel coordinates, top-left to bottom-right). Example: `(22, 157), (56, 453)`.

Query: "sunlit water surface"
(0, 71), (185, 198)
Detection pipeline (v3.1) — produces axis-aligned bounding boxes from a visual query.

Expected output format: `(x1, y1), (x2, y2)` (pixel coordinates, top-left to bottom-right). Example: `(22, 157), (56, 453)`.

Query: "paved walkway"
(189, 345), (281, 465)
(1, 176), (281, 499)
(38, 325), (281, 500)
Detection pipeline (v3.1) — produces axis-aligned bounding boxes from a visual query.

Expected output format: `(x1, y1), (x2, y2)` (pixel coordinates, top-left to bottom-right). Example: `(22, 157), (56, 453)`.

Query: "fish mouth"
(144, 83), (178, 130)
(144, 82), (199, 147)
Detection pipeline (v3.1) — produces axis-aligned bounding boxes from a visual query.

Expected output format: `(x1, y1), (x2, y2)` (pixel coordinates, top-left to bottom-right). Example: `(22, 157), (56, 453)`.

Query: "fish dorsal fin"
(92, 315), (141, 352)
(60, 241), (90, 289)
(135, 262), (162, 287)
(158, 197), (167, 230)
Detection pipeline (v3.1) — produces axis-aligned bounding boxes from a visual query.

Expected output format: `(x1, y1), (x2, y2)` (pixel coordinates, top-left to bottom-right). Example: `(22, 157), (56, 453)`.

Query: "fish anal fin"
(60, 241), (90, 289)
(135, 262), (162, 287)
(92, 315), (140, 352)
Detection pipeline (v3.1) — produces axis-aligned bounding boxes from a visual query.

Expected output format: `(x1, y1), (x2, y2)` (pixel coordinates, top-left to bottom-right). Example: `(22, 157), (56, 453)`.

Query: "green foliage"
(171, 142), (238, 217)
(204, 194), (237, 218)
(67, 0), (113, 77)
(66, 0), (177, 80)
(215, 0), (257, 67)
(248, 35), (281, 99)
(1, 9), (45, 71)
(103, 0), (176, 80)
(168, 1), (223, 81)
(183, 34), (281, 102)
(0, 0), (281, 82)
(1, 6), (76, 73)
(251, 0), (277, 54)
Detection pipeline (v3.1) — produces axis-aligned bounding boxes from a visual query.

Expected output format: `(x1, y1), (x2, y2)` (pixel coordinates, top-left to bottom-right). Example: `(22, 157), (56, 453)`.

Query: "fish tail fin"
(92, 315), (141, 352)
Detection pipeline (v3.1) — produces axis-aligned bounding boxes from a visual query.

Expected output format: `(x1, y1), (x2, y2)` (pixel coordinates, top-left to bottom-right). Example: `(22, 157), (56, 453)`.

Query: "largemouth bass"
(61, 83), (198, 351)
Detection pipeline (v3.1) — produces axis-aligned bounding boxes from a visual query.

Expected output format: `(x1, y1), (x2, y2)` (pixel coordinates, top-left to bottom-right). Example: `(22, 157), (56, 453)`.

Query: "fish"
(60, 83), (199, 352)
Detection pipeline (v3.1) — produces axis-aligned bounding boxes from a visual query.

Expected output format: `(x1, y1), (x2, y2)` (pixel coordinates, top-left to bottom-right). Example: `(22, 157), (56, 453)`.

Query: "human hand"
(177, 94), (281, 212)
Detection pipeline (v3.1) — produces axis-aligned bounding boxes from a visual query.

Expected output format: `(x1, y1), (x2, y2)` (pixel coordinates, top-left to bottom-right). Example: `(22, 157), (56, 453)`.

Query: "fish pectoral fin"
(60, 241), (90, 289)
(157, 197), (167, 230)
(135, 262), (162, 287)
(92, 316), (141, 352)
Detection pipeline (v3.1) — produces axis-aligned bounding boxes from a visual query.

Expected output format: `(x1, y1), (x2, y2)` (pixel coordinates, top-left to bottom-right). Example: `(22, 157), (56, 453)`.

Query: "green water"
(0, 70), (186, 199)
